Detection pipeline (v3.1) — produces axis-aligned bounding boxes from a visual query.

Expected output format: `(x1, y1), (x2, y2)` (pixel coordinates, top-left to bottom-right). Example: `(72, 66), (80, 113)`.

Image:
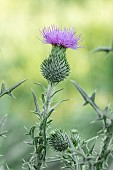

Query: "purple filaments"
(41, 25), (81, 49)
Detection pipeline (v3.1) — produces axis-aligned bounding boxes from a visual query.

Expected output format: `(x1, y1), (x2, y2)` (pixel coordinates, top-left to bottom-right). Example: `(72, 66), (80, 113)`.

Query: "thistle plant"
(1, 26), (112, 170)
(1, 22), (113, 170)
(23, 25), (81, 170)
(22, 26), (113, 170)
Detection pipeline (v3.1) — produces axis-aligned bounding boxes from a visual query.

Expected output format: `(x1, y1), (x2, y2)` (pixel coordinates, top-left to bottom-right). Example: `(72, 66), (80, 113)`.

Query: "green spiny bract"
(71, 129), (84, 147)
(40, 46), (70, 83)
(49, 129), (69, 152)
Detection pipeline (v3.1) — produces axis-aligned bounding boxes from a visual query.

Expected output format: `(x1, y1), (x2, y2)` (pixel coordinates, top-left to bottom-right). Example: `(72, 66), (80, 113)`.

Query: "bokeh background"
(0, 0), (113, 169)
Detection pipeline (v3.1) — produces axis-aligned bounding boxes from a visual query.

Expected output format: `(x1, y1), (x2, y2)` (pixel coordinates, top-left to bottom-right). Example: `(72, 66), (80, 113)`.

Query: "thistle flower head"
(41, 25), (81, 49)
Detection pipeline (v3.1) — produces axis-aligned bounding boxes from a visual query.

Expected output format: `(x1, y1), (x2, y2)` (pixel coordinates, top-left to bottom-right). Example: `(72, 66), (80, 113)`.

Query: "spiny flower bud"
(49, 129), (69, 152)
(40, 46), (70, 83)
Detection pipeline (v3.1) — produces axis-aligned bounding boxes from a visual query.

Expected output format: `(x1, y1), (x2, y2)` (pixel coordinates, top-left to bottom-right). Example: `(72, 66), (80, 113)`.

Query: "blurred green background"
(0, 0), (113, 169)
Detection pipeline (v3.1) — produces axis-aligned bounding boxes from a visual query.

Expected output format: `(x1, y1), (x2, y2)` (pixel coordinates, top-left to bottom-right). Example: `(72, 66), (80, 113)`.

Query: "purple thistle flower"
(41, 25), (81, 49)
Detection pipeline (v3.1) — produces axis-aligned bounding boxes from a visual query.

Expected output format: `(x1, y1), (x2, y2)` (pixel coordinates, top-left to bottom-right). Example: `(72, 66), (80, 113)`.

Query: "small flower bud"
(49, 129), (69, 152)
(40, 46), (70, 83)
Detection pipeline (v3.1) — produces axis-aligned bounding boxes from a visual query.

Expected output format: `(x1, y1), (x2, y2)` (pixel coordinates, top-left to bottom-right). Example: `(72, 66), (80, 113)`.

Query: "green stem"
(34, 83), (55, 170)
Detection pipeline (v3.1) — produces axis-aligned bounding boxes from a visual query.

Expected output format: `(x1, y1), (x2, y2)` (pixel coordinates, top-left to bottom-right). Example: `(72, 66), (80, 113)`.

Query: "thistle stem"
(35, 83), (55, 170)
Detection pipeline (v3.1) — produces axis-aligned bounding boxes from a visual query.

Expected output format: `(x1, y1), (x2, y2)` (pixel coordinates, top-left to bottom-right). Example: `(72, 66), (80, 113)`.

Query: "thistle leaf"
(49, 99), (69, 112)
(34, 82), (45, 90)
(88, 137), (97, 155)
(0, 79), (27, 97)
(93, 46), (112, 53)
(103, 104), (110, 115)
(47, 119), (53, 125)
(1, 82), (6, 93)
(33, 136), (39, 145)
(8, 79), (27, 93)
(0, 131), (7, 137)
(83, 101), (89, 106)
(51, 88), (64, 98)
(8, 92), (16, 98)
(90, 90), (96, 102)
(0, 114), (7, 137)
(46, 109), (54, 118)
(6, 164), (11, 170)
(32, 89), (40, 116)
(71, 80), (90, 104)
(26, 126), (36, 139)
(104, 105), (110, 113)
(71, 80), (103, 118)
(42, 93), (45, 103)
